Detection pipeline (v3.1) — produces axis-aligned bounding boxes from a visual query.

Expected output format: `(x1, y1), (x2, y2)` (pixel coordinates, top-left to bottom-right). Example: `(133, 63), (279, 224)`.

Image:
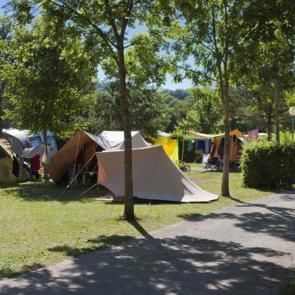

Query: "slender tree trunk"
(274, 80), (280, 143)
(0, 91), (2, 138)
(266, 110), (272, 141)
(117, 47), (135, 221)
(0, 80), (7, 137)
(42, 129), (49, 180)
(221, 83), (230, 197)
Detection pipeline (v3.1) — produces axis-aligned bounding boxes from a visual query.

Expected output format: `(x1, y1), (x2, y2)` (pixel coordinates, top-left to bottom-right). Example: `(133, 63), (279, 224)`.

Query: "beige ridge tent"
(48, 130), (151, 183)
(96, 145), (218, 203)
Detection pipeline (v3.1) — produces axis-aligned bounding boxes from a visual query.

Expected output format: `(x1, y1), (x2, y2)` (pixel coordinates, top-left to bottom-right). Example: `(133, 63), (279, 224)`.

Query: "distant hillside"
(163, 89), (189, 100)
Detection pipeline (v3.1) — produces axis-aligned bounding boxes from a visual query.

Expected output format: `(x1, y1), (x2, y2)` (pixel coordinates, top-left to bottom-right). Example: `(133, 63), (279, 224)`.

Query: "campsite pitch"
(0, 171), (272, 278)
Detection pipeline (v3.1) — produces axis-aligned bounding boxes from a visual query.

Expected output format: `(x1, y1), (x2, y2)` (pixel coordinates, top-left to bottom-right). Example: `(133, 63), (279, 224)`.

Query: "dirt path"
(1, 193), (295, 294)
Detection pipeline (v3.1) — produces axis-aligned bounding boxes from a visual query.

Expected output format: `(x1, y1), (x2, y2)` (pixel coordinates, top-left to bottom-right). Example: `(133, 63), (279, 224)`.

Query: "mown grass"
(0, 169), (273, 278)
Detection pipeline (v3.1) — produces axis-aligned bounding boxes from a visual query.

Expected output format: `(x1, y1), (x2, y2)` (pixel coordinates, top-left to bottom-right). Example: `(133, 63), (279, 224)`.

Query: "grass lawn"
(0, 169), (273, 278)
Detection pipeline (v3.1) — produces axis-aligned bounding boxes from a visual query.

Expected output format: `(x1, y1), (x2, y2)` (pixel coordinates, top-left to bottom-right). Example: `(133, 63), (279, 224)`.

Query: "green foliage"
(241, 141), (295, 189)
(0, 15), (13, 131)
(233, 1), (294, 138)
(165, 92), (194, 133)
(179, 88), (223, 134)
(125, 32), (170, 87)
(4, 13), (97, 136)
(86, 83), (170, 136)
(163, 89), (188, 100)
(285, 90), (295, 107)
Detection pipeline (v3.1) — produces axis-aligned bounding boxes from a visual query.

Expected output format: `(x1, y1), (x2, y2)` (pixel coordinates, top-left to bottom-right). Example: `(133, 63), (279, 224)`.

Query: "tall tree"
(0, 15), (12, 136)
(5, 10), (96, 172)
(10, 0), (161, 220)
(163, 0), (247, 196)
(87, 30), (169, 135)
(234, 0), (295, 142)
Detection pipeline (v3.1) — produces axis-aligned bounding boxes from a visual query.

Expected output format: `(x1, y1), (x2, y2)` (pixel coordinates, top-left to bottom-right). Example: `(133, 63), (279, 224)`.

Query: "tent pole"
(67, 153), (96, 188)
(182, 133), (185, 163)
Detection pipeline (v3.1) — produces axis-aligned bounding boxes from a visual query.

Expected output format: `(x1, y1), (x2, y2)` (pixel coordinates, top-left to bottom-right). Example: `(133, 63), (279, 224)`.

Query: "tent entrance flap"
(96, 146), (218, 203)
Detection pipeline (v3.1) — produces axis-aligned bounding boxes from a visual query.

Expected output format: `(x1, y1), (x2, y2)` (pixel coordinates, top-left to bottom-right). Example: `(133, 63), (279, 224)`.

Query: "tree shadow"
(1, 194), (295, 293)
(129, 219), (155, 240)
(0, 264), (45, 279)
(0, 234), (292, 294)
(48, 235), (134, 257)
(179, 195), (295, 242)
(0, 182), (107, 202)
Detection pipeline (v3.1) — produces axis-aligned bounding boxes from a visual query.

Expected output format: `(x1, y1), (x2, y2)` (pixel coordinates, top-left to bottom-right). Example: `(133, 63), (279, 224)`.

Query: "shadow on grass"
(48, 220), (155, 260)
(0, 264), (45, 279)
(1, 200), (295, 294)
(0, 182), (107, 202)
(48, 235), (134, 257)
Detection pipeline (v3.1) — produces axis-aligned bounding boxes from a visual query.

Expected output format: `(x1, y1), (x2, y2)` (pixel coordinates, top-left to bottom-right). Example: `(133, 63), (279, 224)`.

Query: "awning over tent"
(188, 131), (216, 140)
(188, 129), (245, 140)
(157, 130), (171, 138)
(96, 145), (218, 203)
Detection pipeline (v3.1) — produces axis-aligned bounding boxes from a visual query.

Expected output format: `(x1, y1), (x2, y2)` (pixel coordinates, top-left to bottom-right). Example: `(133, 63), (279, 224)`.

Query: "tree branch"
(120, 0), (133, 39)
(104, 0), (121, 42)
(47, 0), (118, 62)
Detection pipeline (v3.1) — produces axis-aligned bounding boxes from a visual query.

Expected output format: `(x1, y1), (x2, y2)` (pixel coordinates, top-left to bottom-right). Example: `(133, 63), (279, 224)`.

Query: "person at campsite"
(29, 154), (41, 180)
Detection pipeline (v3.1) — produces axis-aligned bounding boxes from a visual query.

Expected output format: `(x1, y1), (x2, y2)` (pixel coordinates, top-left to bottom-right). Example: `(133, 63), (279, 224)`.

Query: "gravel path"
(1, 193), (295, 294)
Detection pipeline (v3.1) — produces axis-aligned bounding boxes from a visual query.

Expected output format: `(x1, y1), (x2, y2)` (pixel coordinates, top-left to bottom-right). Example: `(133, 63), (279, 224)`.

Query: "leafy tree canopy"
(4, 11), (97, 136)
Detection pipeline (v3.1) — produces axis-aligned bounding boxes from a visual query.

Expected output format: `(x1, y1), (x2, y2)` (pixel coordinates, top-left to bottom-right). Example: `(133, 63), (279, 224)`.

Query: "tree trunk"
(221, 83), (230, 197)
(0, 80), (7, 137)
(117, 47), (135, 221)
(274, 80), (280, 143)
(266, 110), (272, 141)
(42, 129), (49, 180)
(0, 91), (2, 138)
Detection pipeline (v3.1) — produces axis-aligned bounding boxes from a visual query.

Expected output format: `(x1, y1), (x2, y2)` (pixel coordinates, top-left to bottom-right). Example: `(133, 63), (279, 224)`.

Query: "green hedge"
(241, 141), (295, 189)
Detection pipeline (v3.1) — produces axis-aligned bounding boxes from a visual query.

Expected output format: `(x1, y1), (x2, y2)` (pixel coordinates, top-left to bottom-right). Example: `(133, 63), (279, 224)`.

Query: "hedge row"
(241, 141), (295, 189)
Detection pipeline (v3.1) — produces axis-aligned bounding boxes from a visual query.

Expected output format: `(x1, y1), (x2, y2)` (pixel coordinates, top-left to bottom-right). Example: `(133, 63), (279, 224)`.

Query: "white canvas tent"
(96, 145), (218, 203)
(98, 131), (151, 150)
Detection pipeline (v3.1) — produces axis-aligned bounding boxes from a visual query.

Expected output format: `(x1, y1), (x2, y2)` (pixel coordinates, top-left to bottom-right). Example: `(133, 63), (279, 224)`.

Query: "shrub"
(241, 140), (295, 189)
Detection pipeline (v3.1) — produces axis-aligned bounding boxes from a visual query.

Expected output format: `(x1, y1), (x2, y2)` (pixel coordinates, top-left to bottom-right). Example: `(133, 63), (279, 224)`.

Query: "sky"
(0, 0), (193, 90)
